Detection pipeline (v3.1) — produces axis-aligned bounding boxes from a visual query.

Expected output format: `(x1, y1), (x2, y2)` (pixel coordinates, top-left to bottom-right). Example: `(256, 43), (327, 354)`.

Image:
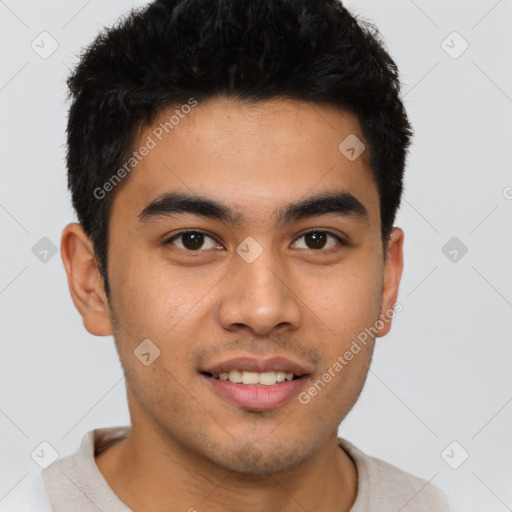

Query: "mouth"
(199, 357), (311, 410)
(201, 370), (303, 385)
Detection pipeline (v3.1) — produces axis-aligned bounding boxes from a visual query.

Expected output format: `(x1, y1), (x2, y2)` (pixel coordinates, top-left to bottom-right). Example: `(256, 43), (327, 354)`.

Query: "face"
(63, 97), (403, 475)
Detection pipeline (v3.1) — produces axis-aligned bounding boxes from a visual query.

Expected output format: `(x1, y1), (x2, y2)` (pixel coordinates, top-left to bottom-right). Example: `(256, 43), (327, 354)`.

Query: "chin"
(206, 439), (314, 476)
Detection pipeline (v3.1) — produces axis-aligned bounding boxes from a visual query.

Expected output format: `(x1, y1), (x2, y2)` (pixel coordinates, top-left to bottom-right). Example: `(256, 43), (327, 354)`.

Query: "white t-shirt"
(4, 426), (449, 511)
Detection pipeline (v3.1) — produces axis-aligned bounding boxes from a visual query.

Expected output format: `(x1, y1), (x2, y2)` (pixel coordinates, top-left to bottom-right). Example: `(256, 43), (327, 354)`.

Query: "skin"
(61, 97), (404, 512)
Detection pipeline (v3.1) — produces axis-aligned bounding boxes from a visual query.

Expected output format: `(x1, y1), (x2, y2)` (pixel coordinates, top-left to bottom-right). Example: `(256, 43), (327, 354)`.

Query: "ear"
(60, 223), (113, 336)
(376, 227), (404, 338)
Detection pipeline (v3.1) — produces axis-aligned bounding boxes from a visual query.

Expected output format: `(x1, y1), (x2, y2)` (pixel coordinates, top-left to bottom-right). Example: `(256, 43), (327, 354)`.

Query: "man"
(13, 0), (450, 510)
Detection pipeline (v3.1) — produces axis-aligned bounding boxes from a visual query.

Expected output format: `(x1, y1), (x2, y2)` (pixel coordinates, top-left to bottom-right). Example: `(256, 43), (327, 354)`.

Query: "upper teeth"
(215, 371), (295, 385)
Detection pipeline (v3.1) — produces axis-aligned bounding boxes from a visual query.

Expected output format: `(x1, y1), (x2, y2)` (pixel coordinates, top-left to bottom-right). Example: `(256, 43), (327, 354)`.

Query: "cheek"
(108, 246), (187, 335)
(107, 252), (214, 385)
(298, 256), (383, 341)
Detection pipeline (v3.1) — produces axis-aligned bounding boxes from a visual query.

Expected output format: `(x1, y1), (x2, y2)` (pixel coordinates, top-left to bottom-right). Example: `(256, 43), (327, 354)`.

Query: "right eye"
(164, 230), (222, 252)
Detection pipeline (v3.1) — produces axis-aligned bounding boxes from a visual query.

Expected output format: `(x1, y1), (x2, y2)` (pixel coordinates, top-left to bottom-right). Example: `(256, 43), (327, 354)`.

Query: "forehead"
(111, 97), (380, 228)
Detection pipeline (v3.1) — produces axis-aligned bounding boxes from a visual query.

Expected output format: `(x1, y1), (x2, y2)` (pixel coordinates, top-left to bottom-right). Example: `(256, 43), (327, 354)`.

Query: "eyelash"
(163, 229), (346, 254)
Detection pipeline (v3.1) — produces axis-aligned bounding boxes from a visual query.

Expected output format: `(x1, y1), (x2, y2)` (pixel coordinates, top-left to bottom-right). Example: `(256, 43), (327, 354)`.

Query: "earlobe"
(376, 227), (404, 338)
(60, 223), (113, 336)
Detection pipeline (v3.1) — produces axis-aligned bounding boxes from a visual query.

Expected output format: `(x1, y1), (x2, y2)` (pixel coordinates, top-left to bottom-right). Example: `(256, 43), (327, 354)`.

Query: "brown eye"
(305, 232), (327, 250)
(292, 230), (344, 251)
(166, 231), (219, 251)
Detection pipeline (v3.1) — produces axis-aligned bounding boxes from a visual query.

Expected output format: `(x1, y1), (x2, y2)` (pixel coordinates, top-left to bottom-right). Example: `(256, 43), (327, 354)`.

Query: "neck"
(95, 423), (358, 512)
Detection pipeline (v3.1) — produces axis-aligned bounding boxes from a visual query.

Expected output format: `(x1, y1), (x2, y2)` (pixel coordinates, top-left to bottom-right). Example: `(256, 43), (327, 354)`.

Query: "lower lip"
(201, 374), (307, 410)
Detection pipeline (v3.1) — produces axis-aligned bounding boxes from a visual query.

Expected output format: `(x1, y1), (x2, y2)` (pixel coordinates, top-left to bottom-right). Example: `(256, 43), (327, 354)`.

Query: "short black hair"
(66, 0), (413, 297)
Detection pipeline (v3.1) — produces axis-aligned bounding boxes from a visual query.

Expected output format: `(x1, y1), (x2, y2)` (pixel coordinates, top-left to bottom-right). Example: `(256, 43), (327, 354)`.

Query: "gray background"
(1, 1), (511, 510)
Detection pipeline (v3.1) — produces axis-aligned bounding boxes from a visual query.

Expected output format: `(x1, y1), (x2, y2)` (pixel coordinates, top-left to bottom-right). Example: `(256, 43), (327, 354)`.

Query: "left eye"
(292, 231), (344, 251)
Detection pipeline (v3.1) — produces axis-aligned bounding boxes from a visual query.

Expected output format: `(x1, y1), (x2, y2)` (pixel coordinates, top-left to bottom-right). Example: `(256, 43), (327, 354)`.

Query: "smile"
(200, 372), (309, 410)
(203, 370), (298, 386)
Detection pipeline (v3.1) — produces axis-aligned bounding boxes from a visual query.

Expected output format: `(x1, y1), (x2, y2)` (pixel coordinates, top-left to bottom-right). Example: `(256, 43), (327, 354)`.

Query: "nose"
(216, 246), (302, 336)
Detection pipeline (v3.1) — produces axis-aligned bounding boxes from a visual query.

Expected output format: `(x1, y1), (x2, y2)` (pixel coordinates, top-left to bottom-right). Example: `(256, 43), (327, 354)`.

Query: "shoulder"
(1, 471), (53, 512)
(338, 438), (450, 512)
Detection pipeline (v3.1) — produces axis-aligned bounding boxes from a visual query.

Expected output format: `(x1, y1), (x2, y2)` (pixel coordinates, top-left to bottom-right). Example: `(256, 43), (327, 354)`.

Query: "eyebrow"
(138, 190), (368, 227)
